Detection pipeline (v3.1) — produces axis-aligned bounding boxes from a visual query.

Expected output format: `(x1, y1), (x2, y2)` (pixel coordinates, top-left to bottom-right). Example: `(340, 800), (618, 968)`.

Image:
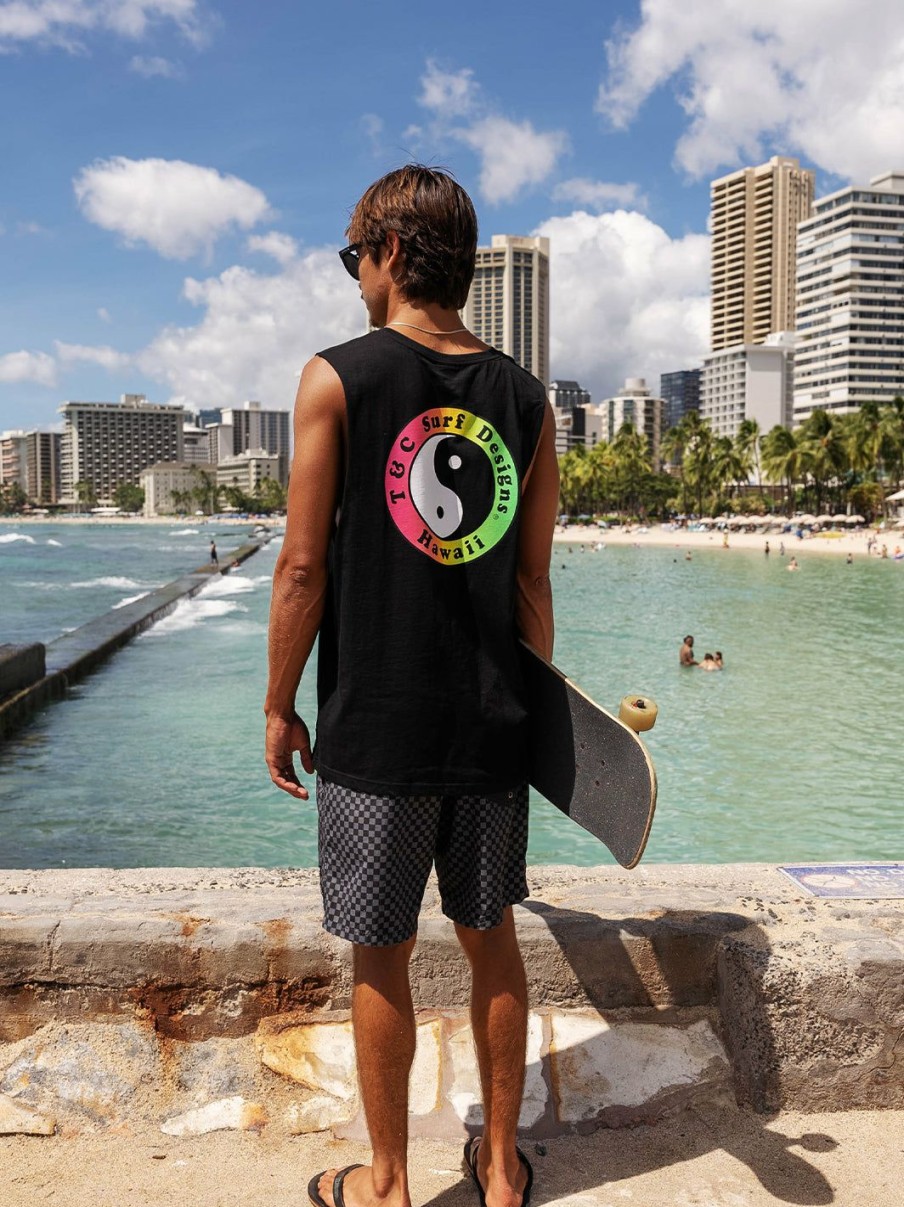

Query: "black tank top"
(314, 327), (547, 795)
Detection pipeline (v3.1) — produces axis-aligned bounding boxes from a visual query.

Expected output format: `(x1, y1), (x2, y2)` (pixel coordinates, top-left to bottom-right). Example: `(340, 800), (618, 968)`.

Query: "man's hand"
(265, 711), (314, 799)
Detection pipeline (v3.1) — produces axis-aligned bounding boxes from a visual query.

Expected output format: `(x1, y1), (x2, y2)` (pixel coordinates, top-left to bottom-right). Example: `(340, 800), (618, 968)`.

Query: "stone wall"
(0, 864), (900, 1139)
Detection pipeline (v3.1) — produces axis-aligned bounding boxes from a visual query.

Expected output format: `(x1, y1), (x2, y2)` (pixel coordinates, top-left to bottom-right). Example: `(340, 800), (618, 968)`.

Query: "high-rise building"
(58, 393), (186, 505)
(182, 423), (212, 465)
(0, 430), (28, 489)
(700, 335), (794, 441)
(548, 380), (590, 412)
(660, 370), (701, 430)
(463, 235), (550, 385)
(601, 378), (666, 468)
(793, 171), (904, 423)
(25, 431), (62, 505)
(710, 156), (815, 351)
(220, 401), (290, 484)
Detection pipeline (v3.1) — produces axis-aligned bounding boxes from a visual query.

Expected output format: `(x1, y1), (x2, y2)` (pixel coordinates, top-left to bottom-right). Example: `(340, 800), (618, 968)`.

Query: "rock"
(410, 1020), (441, 1116)
(255, 1019), (356, 1099)
(550, 1014), (728, 1123)
(160, 1095), (267, 1136)
(0, 1092), (56, 1135)
(285, 1094), (357, 1134)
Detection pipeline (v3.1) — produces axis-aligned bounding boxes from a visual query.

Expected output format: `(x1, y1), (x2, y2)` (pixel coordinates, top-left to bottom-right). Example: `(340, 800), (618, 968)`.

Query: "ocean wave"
(143, 597), (244, 636)
(46, 538), (62, 547)
(70, 576), (143, 589)
(0, 533), (35, 544)
(113, 592), (150, 609)
(169, 528), (200, 536)
(199, 574), (257, 596)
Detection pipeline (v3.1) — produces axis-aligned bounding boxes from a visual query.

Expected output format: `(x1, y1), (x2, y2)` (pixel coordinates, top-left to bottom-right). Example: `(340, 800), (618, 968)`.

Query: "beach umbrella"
(832, 514), (848, 524)
(798, 514), (817, 524)
(816, 514), (833, 524)
(848, 514), (865, 523)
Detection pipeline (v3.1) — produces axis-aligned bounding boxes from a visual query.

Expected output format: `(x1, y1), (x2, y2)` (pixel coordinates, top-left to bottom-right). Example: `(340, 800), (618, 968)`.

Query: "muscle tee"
(313, 327), (547, 795)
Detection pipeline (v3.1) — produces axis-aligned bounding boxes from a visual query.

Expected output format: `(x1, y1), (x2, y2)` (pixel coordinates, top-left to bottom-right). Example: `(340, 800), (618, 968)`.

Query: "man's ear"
(385, 229), (404, 268)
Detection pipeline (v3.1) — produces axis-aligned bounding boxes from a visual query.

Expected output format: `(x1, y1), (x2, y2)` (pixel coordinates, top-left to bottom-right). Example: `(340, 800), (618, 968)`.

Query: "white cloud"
(98, 307), (112, 322)
(0, 1), (207, 51)
(535, 209), (710, 398)
(54, 341), (130, 371)
(0, 350), (57, 386)
(455, 117), (569, 206)
(135, 248), (364, 410)
(73, 156), (272, 259)
(597, 0), (904, 181)
(246, 231), (298, 265)
(552, 178), (643, 211)
(129, 54), (180, 78)
(419, 60), (479, 117)
(416, 60), (568, 205)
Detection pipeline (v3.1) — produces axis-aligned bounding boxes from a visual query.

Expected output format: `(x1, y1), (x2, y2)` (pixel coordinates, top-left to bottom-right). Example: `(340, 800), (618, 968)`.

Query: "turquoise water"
(1, 523), (902, 868)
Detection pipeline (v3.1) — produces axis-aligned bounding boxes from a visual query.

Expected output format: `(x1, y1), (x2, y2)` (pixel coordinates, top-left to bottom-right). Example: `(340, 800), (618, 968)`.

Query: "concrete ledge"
(0, 643), (45, 699)
(0, 864), (901, 1138)
(0, 539), (268, 741)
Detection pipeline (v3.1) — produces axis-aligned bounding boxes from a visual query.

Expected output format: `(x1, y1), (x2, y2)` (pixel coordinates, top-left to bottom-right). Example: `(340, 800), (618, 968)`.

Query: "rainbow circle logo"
(384, 407), (519, 564)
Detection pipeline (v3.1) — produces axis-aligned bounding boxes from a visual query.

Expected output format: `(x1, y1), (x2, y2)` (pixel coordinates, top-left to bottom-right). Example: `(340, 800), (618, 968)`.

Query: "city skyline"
(3, 1), (904, 432)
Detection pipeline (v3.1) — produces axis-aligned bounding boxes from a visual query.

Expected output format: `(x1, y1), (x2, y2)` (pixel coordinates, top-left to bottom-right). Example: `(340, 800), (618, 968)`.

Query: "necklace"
(388, 320), (468, 337)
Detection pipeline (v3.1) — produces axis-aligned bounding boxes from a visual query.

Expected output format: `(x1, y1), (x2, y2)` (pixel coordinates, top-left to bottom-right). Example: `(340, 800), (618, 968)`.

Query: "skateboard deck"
(519, 642), (658, 869)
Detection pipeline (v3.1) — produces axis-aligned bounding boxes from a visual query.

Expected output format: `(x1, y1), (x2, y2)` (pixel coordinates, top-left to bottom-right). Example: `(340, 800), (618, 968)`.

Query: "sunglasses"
(339, 242), (363, 280)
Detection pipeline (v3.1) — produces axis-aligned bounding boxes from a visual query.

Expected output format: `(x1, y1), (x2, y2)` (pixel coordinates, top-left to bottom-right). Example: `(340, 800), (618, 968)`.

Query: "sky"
(2, 0), (904, 433)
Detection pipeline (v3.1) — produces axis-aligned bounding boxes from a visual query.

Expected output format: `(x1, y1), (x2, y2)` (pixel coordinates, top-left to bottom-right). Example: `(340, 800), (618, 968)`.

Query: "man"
(209, 539), (218, 566)
(680, 635), (697, 667)
(265, 166), (558, 1207)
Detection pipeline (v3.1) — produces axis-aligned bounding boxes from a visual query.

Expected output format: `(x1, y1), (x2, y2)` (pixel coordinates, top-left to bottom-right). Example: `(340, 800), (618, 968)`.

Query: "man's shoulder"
(317, 329), (389, 366)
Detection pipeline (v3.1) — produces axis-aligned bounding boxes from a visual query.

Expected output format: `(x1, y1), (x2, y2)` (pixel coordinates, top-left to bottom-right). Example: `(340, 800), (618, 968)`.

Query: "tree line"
(558, 400), (904, 522)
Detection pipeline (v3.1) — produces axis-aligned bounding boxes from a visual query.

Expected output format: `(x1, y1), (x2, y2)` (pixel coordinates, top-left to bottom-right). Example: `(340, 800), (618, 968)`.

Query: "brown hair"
(347, 165), (478, 310)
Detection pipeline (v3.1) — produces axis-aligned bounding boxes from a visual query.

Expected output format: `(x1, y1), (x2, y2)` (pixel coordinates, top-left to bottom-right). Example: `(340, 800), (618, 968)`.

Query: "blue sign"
(779, 863), (904, 898)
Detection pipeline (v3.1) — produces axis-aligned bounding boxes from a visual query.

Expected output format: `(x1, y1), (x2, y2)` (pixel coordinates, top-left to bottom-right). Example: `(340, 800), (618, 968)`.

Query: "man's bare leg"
(456, 907), (530, 1207)
(314, 935), (416, 1207)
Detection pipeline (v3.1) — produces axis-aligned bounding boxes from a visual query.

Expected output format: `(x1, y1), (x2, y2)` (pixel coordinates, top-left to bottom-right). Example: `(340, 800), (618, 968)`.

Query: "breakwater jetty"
(0, 863), (900, 1140)
(0, 536), (271, 741)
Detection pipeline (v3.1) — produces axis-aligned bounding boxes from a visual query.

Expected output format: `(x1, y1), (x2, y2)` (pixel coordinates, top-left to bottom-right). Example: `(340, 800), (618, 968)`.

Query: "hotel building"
(464, 235), (550, 385)
(700, 335), (795, 440)
(793, 171), (904, 422)
(58, 394), (186, 505)
(711, 157), (815, 351)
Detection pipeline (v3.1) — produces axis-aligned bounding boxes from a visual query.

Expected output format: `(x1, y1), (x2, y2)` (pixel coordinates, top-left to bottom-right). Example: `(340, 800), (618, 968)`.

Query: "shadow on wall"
(426, 901), (836, 1207)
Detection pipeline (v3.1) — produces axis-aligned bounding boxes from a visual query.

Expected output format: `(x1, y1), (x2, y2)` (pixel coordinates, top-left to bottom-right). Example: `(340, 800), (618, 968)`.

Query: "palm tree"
(660, 423), (688, 513)
(761, 426), (801, 513)
(798, 409), (848, 513)
(611, 423), (652, 515)
(736, 418), (762, 491)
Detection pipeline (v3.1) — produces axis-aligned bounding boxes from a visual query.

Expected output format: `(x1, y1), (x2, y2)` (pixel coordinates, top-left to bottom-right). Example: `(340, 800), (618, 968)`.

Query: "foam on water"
(169, 528), (200, 536)
(143, 597), (245, 636)
(70, 576), (144, 589)
(200, 574), (258, 596)
(113, 592), (150, 609)
(46, 539), (62, 547)
(0, 532), (35, 544)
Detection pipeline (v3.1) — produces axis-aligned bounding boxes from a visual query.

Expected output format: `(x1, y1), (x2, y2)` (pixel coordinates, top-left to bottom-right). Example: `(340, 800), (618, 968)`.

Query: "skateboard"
(519, 642), (658, 869)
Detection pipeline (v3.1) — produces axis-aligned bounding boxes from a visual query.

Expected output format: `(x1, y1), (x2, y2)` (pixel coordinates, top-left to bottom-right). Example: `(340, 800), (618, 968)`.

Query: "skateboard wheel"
(619, 695), (658, 733)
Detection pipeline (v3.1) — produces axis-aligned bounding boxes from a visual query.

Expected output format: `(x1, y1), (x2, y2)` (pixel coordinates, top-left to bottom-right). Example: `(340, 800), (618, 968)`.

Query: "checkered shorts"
(315, 776), (530, 946)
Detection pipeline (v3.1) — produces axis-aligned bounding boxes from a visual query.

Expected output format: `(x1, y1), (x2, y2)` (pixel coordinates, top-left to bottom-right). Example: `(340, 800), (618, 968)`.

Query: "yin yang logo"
(384, 408), (519, 564)
(409, 434), (494, 540)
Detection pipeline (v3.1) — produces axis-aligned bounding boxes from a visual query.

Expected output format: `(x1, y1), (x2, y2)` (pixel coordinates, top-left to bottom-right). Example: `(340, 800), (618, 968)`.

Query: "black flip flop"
(463, 1136), (533, 1207)
(307, 1163), (364, 1207)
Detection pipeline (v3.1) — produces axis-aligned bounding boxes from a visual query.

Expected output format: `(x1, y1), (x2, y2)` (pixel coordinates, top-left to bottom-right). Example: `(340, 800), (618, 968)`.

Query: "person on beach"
(209, 539), (218, 566)
(788, 557), (799, 571)
(680, 635), (698, 666)
(764, 540), (770, 556)
(847, 552), (854, 564)
(264, 166), (557, 1207)
(714, 651), (724, 668)
(700, 652), (718, 671)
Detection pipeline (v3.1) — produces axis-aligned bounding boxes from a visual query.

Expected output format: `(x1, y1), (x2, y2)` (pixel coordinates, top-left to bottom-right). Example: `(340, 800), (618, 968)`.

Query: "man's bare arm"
(515, 402), (559, 661)
(264, 355), (345, 799)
